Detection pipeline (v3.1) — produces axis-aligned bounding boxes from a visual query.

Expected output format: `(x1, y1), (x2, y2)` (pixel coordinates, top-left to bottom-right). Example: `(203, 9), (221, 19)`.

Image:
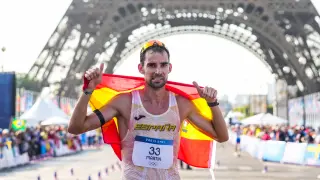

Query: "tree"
(267, 104), (273, 114)
(16, 73), (42, 92)
(232, 105), (252, 118)
(233, 104), (274, 118)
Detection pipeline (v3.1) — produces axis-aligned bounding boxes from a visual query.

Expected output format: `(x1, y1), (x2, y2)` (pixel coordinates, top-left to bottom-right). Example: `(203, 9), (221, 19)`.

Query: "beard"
(147, 75), (167, 90)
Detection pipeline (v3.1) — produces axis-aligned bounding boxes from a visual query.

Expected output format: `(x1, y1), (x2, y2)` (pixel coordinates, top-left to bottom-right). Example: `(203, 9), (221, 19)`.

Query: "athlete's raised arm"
(68, 63), (121, 135)
(177, 81), (229, 142)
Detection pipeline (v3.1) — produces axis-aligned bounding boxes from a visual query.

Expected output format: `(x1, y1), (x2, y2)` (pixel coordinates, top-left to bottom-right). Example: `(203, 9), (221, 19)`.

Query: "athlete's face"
(138, 50), (172, 90)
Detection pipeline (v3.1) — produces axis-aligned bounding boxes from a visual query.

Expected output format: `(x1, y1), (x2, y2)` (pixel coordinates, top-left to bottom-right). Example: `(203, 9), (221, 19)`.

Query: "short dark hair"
(140, 46), (170, 65)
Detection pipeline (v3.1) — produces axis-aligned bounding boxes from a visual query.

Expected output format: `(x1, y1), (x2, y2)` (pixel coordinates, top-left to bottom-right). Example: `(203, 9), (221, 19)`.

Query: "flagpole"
(1, 47), (6, 72)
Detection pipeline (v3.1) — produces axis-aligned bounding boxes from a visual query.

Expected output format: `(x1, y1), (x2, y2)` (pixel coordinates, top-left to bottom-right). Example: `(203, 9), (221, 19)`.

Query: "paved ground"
(0, 143), (319, 180)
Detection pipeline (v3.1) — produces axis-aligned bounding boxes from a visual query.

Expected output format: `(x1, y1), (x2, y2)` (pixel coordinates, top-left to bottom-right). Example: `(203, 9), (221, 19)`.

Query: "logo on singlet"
(134, 123), (176, 132)
(134, 115), (146, 121)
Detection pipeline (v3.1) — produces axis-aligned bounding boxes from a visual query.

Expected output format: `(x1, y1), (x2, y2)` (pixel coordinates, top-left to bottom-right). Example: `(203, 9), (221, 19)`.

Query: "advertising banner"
(304, 144), (320, 166)
(282, 142), (307, 164)
(262, 140), (286, 162)
(0, 72), (16, 129)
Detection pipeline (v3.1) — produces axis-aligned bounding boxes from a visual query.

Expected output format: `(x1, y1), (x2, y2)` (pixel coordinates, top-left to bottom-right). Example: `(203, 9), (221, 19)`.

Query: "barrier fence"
(229, 131), (320, 166)
(0, 138), (82, 170)
(0, 135), (124, 180)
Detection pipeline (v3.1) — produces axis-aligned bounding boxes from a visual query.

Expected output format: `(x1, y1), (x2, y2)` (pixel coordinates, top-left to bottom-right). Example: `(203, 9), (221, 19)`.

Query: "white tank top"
(121, 90), (181, 180)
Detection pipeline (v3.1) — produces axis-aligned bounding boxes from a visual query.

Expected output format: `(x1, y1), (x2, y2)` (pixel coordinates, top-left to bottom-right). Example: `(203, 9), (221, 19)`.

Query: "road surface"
(0, 143), (319, 180)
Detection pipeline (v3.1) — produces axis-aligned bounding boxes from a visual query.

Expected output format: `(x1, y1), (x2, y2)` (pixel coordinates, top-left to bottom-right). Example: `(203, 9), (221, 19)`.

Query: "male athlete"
(68, 40), (229, 180)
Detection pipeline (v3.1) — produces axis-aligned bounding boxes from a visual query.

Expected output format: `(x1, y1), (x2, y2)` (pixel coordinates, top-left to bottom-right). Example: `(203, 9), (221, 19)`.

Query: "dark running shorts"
(236, 137), (241, 144)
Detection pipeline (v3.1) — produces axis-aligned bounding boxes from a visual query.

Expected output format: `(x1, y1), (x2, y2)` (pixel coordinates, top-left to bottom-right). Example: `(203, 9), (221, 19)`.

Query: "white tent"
(226, 111), (245, 118)
(225, 111), (244, 124)
(41, 116), (69, 126)
(20, 97), (69, 127)
(241, 113), (288, 125)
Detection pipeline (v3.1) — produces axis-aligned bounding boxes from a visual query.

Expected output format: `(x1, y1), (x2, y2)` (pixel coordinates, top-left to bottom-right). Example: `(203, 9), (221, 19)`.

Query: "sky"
(0, 0), (319, 102)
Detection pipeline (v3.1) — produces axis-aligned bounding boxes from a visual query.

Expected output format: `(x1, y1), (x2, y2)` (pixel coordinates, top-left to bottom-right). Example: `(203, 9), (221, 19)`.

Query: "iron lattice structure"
(26, 0), (320, 98)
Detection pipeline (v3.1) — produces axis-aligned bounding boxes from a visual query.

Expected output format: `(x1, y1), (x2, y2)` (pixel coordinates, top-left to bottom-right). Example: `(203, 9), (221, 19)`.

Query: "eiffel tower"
(25, 0), (320, 98)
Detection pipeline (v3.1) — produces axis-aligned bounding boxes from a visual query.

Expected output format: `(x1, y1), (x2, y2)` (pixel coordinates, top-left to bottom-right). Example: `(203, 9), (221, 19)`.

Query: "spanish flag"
(89, 74), (216, 168)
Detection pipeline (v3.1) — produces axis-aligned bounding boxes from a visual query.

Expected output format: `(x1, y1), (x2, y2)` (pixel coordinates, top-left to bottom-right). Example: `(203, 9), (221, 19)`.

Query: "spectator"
(261, 130), (271, 141)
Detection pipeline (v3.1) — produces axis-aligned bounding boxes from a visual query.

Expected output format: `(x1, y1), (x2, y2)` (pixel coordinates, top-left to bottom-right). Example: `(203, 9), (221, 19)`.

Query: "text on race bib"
(132, 136), (174, 169)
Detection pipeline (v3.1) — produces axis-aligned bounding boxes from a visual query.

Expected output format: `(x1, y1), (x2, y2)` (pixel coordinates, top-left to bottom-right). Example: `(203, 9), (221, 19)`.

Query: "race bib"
(132, 135), (174, 169)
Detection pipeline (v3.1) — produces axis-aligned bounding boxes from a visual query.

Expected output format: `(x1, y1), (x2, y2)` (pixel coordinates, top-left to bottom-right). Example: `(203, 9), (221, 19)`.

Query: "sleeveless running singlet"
(121, 90), (181, 180)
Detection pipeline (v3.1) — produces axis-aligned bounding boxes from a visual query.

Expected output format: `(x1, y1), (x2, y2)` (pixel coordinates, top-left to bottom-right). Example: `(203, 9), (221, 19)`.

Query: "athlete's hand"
(193, 81), (217, 103)
(83, 63), (104, 91)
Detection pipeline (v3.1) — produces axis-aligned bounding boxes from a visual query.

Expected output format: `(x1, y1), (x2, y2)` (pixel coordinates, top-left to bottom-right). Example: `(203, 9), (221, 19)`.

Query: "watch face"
(84, 90), (92, 95)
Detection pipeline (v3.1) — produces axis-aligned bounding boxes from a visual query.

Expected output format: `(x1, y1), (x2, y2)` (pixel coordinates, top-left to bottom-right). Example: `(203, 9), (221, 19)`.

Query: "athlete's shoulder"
(174, 93), (190, 101)
(174, 94), (193, 108)
(113, 92), (132, 103)
(111, 92), (132, 114)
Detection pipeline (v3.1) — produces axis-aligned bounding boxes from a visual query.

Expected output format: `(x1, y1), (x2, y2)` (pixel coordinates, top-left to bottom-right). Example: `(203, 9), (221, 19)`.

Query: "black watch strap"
(84, 89), (93, 95)
(207, 101), (219, 107)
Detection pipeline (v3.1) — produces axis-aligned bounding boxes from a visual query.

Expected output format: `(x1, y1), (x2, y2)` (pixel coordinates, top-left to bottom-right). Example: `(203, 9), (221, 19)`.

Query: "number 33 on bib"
(132, 136), (174, 169)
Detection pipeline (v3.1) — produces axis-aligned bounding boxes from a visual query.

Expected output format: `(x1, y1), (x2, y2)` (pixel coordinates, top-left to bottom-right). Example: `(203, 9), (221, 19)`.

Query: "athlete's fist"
(83, 63), (104, 91)
(193, 81), (217, 103)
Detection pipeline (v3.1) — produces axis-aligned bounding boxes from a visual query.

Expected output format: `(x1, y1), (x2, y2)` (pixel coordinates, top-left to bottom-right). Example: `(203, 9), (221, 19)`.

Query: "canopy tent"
(225, 111), (244, 125)
(241, 113), (288, 125)
(226, 111), (245, 118)
(40, 116), (69, 126)
(20, 97), (69, 127)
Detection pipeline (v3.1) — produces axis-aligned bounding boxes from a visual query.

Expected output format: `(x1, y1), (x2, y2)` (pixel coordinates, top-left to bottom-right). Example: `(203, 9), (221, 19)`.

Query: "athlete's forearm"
(68, 93), (91, 134)
(210, 106), (229, 142)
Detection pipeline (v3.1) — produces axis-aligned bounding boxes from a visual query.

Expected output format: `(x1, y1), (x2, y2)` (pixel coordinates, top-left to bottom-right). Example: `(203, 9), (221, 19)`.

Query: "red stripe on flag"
(102, 119), (122, 160)
(96, 74), (202, 99)
(178, 137), (212, 168)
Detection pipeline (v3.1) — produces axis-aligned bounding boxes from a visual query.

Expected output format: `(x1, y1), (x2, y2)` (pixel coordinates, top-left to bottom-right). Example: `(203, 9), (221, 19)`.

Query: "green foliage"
(233, 104), (274, 118)
(16, 73), (42, 92)
(232, 105), (251, 118)
(267, 104), (273, 114)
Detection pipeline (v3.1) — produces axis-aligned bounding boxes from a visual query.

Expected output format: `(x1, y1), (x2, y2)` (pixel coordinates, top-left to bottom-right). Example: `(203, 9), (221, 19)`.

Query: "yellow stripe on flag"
(180, 98), (214, 140)
(89, 87), (119, 110)
(192, 98), (213, 120)
(180, 120), (213, 140)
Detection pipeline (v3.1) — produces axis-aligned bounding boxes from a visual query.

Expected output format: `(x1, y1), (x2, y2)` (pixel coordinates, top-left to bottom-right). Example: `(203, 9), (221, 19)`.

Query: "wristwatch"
(207, 101), (219, 107)
(83, 89), (93, 95)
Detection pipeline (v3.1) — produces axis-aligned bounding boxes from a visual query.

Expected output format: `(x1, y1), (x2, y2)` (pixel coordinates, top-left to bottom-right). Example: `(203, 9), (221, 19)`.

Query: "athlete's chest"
(141, 100), (170, 115)
(133, 110), (180, 135)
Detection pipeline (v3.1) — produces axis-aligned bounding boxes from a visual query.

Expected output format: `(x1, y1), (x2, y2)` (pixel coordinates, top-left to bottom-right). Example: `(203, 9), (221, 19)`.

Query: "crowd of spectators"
(231, 124), (320, 144)
(0, 125), (82, 160)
